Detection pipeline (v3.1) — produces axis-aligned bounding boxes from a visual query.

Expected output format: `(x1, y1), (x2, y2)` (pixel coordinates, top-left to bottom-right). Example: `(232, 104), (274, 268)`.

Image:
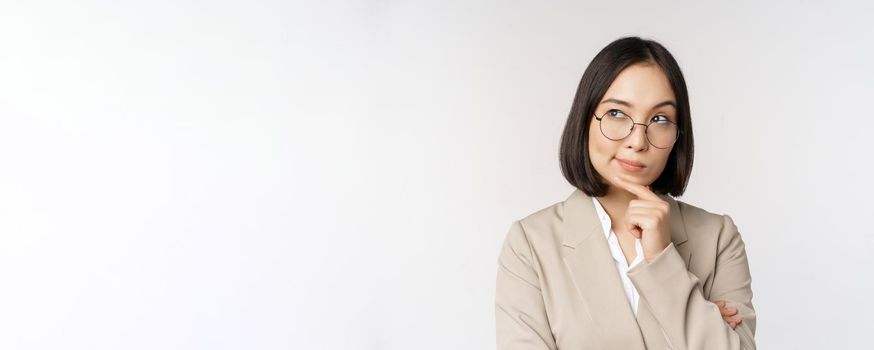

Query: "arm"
(627, 214), (756, 350)
(495, 221), (557, 350)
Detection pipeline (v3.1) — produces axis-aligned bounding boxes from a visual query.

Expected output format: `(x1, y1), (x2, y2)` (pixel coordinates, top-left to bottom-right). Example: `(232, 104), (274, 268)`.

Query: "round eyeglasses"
(593, 109), (680, 149)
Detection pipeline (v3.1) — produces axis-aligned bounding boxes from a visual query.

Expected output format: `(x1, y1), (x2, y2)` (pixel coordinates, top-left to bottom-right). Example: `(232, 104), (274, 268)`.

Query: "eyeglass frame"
(592, 110), (681, 149)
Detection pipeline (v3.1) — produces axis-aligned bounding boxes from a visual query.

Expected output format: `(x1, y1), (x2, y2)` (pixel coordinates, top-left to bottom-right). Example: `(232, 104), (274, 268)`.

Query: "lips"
(617, 158), (645, 167)
(617, 158), (646, 170)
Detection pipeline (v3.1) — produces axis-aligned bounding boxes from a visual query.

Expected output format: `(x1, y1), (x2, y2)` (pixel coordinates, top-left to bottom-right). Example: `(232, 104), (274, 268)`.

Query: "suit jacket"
(495, 189), (756, 349)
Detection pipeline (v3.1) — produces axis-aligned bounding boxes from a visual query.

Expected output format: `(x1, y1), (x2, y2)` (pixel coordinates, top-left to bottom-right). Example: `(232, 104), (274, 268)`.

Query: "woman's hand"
(613, 175), (672, 263)
(714, 300), (743, 330)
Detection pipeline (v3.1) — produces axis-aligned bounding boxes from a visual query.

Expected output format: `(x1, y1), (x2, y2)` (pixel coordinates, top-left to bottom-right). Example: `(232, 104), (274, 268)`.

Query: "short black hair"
(559, 36), (694, 197)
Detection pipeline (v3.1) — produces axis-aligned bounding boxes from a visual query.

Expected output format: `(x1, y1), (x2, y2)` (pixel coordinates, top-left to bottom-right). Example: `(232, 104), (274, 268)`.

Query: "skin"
(588, 62), (742, 329)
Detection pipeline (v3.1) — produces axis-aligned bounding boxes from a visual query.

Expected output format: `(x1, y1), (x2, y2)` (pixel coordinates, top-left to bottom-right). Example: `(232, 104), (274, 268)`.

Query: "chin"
(617, 172), (656, 185)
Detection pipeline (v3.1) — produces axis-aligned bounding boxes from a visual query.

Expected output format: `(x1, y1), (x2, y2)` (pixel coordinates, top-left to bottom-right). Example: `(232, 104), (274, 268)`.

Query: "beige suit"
(495, 189), (756, 349)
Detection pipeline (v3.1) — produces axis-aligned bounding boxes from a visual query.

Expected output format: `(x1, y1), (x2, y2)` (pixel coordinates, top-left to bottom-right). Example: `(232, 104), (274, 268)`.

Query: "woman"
(495, 37), (755, 349)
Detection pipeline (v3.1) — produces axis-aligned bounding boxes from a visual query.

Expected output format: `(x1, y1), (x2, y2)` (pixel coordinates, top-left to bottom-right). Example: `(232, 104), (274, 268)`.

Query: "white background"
(1, 0), (873, 349)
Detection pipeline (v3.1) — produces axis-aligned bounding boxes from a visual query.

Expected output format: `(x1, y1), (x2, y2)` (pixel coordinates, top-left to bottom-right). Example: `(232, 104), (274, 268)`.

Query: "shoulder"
(673, 198), (741, 245)
(518, 200), (565, 233)
(675, 199), (724, 226)
(501, 197), (566, 251)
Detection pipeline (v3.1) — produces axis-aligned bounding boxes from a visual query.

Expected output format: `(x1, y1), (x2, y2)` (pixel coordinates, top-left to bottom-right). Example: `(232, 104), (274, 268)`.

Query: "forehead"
(601, 63), (675, 107)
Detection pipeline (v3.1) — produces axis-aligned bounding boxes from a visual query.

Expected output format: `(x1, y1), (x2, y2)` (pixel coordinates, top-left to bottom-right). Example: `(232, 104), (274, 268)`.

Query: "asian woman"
(495, 37), (756, 349)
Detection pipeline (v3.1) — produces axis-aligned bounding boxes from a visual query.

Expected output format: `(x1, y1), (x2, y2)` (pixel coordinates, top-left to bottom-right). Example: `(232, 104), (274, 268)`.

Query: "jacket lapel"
(559, 189), (692, 349)
(659, 192), (692, 266)
(561, 189), (646, 348)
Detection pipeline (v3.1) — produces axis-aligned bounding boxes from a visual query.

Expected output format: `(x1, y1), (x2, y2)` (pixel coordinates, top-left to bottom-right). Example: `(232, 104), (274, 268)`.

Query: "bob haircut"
(559, 36), (694, 197)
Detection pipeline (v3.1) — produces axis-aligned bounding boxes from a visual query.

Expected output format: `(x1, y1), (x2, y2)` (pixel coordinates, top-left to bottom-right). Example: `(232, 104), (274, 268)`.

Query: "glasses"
(593, 109), (680, 149)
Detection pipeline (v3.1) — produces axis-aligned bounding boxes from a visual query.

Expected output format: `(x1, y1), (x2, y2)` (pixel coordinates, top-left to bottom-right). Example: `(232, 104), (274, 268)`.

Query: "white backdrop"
(1, 0), (873, 349)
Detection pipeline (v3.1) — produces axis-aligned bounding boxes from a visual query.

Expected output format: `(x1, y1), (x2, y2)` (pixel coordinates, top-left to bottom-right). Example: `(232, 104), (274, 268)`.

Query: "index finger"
(613, 175), (660, 201)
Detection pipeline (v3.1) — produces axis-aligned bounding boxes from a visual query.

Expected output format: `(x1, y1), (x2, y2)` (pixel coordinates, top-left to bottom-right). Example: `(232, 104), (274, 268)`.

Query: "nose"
(624, 122), (649, 151)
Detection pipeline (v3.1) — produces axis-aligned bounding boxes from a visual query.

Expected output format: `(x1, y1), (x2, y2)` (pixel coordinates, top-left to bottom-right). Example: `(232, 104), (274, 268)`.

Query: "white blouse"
(591, 196), (645, 317)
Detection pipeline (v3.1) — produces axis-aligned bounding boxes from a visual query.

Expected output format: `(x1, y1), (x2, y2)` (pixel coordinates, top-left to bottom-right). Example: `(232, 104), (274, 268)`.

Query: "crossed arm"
(625, 214), (756, 349)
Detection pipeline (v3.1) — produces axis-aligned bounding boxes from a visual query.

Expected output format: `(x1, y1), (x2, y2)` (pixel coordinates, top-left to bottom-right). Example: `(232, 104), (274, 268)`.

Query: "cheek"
(641, 149), (673, 182)
(652, 149), (673, 171)
(587, 126), (614, 165)
(587, 135), (618, 183)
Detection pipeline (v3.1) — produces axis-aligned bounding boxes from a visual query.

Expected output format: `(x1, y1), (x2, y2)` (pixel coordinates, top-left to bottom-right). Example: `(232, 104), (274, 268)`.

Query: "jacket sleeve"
(626, 214), (756, 350)
(495, 220), (557, 350)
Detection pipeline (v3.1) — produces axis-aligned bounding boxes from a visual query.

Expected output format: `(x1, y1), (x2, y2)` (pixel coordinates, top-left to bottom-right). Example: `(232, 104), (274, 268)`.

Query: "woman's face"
(588, 62), (678, 192)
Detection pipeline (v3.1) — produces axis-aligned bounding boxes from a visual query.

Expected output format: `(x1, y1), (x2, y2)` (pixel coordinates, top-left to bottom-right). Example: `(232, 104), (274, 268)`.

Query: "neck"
(595, 187), (638, 231)
(599, 186), (638, 206)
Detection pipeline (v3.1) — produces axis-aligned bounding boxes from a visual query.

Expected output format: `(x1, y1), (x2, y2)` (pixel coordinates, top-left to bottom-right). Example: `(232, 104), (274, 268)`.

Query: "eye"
(651, 115), (671, 124)
(607, 109), (627, 118)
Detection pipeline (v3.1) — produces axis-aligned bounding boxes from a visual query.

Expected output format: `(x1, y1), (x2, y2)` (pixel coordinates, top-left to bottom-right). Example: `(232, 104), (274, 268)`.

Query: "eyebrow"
(600, 98), (677, 110)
